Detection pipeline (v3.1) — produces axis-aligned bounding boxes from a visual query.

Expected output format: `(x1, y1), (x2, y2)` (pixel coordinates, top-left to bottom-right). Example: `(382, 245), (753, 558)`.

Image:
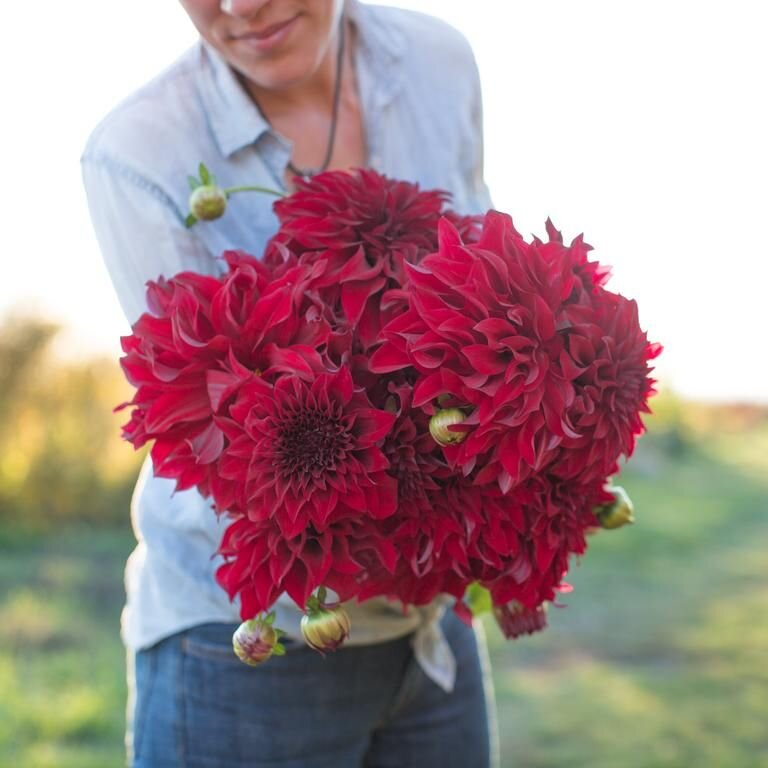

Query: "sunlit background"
(4, 0), (766, 401)
(1, 3), (766, 768)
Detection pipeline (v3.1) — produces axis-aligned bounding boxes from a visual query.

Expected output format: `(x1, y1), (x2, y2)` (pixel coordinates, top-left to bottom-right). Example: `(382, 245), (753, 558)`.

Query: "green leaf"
(265, 611), (275, 625)
(198, 162), (211, 185)
(187, 175), (200, 191)
(466, 583), (492, 616)
(272, 643), (286, 656)
(184, 213), (198, 229)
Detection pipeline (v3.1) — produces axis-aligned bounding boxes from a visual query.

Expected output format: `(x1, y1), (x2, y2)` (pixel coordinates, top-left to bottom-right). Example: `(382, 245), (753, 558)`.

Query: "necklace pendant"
(287, 162), (320, 182)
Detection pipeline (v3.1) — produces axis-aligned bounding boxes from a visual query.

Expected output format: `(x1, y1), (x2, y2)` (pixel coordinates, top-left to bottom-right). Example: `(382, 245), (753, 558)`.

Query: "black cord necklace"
(287, 18), (346, 181)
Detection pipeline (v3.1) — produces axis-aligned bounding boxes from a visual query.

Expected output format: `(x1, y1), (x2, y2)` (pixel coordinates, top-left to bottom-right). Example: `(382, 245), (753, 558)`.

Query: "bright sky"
(3, 1), (766, 402)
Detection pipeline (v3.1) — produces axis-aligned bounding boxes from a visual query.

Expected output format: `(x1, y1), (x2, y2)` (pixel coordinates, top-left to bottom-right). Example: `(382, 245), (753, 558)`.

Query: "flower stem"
(224, 185), (285, 198)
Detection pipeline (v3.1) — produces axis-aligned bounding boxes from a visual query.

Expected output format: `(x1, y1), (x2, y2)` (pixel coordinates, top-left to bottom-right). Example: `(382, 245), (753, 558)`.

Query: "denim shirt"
(81, 0), (492, 693)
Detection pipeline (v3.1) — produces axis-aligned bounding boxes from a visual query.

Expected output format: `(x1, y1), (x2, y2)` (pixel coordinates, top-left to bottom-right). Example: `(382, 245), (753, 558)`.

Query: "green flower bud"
(232, 614), (283, 666)
(429, 408), (468, 446)
(189, 184), (228, 221)
(300, 591), (351, 653)
(595, 485), (635, 529)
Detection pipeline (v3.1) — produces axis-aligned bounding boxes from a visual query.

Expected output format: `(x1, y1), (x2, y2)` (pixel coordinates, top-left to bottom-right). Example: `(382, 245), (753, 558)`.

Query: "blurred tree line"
(0, 314), (144, 531)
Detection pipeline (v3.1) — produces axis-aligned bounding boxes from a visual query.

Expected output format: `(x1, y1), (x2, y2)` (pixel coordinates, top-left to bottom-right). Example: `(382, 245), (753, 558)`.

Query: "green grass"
(0, 528), (133, 768)
(0, 417), (766, 767)
(485, 420), (768, 767)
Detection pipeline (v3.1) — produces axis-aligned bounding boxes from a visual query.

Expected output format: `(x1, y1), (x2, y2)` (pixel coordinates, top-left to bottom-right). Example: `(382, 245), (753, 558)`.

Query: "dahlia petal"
(207, 369), (245, 412)
(341, 277), (387, 327)
(413, 372), (457, 408)
(184, 421), (225, 465)
(436, 216), (463, 250)
(340, 483), (367, 512)
(143, 389), (211, 434)
(357, 446), (390, 473)
(267, 540), (297, 585)
(462, 345), (507, 375)
(352, 410), (396, 444)
(535, 541), (556, 572)
(532, 294), (556, 341)
(337, 247), (383, 282)
(299, 537), (333, 586)
(282, 561), (314, 608)
(372, 537), (398, 573)
(368, 342), (411, 374)
(497, 468), (513, 495)
(365, 476), (398, 519)
(263, 344), (321, 380)
(498, 434), (523, 483)
(244, 286), (294, 341)
(331, 536), (363, 575)
(474, 317), (515, 345)
(282, 494), (309, 534)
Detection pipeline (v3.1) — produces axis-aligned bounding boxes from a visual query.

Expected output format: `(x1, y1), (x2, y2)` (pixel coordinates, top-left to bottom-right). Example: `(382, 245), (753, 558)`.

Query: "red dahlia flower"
(116, 251), (332, 498)
(552, 290), (662, 484)
(268, 168), (480, 266)
(217, 514), (397, 617)
(478, 475), (610, 610)
(493, 601), (548, 639)
(265, 169), (482, 349)
(374, 477), (489, 606)
(371, 212), (660, 495)
(116, 165), (660, 647)
(217, 367), (398, 537)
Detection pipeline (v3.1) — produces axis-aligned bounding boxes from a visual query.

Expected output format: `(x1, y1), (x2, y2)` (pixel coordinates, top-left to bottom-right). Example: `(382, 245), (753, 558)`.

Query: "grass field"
(1, 410), (766, 767)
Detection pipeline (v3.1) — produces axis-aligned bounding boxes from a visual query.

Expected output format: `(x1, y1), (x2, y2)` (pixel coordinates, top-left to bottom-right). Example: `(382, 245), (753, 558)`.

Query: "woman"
(82, 1), (496, 766)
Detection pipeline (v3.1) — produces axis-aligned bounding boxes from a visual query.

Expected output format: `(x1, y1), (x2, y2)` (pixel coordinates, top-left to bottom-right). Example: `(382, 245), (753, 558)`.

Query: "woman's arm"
(466, 49), (494, 213)
(81, 156), (218, 327)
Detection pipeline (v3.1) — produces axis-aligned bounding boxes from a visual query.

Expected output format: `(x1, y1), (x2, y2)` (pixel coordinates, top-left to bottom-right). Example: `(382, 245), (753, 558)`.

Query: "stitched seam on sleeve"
(81, 154), (187, 224)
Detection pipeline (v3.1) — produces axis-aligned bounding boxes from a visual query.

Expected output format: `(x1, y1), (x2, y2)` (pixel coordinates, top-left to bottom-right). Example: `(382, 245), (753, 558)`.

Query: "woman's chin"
(234, 55), (321, 95)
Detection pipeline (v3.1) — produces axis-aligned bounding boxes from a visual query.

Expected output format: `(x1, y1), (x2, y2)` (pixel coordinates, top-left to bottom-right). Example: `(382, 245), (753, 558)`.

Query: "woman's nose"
(220, 0), (272, 19)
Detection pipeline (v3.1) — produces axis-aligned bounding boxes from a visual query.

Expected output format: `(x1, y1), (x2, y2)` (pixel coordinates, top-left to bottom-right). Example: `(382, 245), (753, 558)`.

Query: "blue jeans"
(127, 610), (497, 767)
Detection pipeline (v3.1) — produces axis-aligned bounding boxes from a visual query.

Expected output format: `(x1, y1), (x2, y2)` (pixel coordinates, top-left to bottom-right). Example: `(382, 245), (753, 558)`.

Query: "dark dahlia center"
(276, 408), (350, 478)
(398, 466), (422, 499)
(387, 448), (426, 501)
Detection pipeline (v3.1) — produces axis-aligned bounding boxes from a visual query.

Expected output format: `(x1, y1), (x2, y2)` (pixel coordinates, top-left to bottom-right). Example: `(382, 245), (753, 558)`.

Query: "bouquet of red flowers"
(116, 167), (660, 662)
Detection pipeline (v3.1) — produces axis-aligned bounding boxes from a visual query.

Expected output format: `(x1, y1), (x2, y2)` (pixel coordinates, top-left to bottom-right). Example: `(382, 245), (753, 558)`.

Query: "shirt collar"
(199, 39), (271, 159)
(347, 0), (405, 65)
(198, 0), (405, 159)
(348, 0), (406, 110)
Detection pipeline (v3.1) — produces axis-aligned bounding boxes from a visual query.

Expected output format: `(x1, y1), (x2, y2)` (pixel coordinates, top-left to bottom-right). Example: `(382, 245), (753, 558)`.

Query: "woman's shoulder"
(374, 4), (471, 46)
(359, 2), (479, 100)
(81, 42), (211, 182)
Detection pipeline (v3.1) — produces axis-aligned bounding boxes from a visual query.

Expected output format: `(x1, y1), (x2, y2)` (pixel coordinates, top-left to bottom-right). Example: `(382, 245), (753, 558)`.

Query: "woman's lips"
(233, 14), (300, 52)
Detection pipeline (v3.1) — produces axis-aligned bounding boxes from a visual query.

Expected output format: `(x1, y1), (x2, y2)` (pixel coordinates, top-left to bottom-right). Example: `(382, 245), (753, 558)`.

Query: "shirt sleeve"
(81, 156), (218, 327)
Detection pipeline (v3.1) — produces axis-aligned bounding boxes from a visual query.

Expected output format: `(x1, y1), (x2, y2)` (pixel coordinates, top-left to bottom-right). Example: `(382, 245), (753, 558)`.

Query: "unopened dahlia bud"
(595, 485), (635, 530)
(301, 589), (351, 653)
(189, 184), (228, 222)
(232, 613), (285, 666)
(429, 408), (468, 446)
(493, 600), (548, 639)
